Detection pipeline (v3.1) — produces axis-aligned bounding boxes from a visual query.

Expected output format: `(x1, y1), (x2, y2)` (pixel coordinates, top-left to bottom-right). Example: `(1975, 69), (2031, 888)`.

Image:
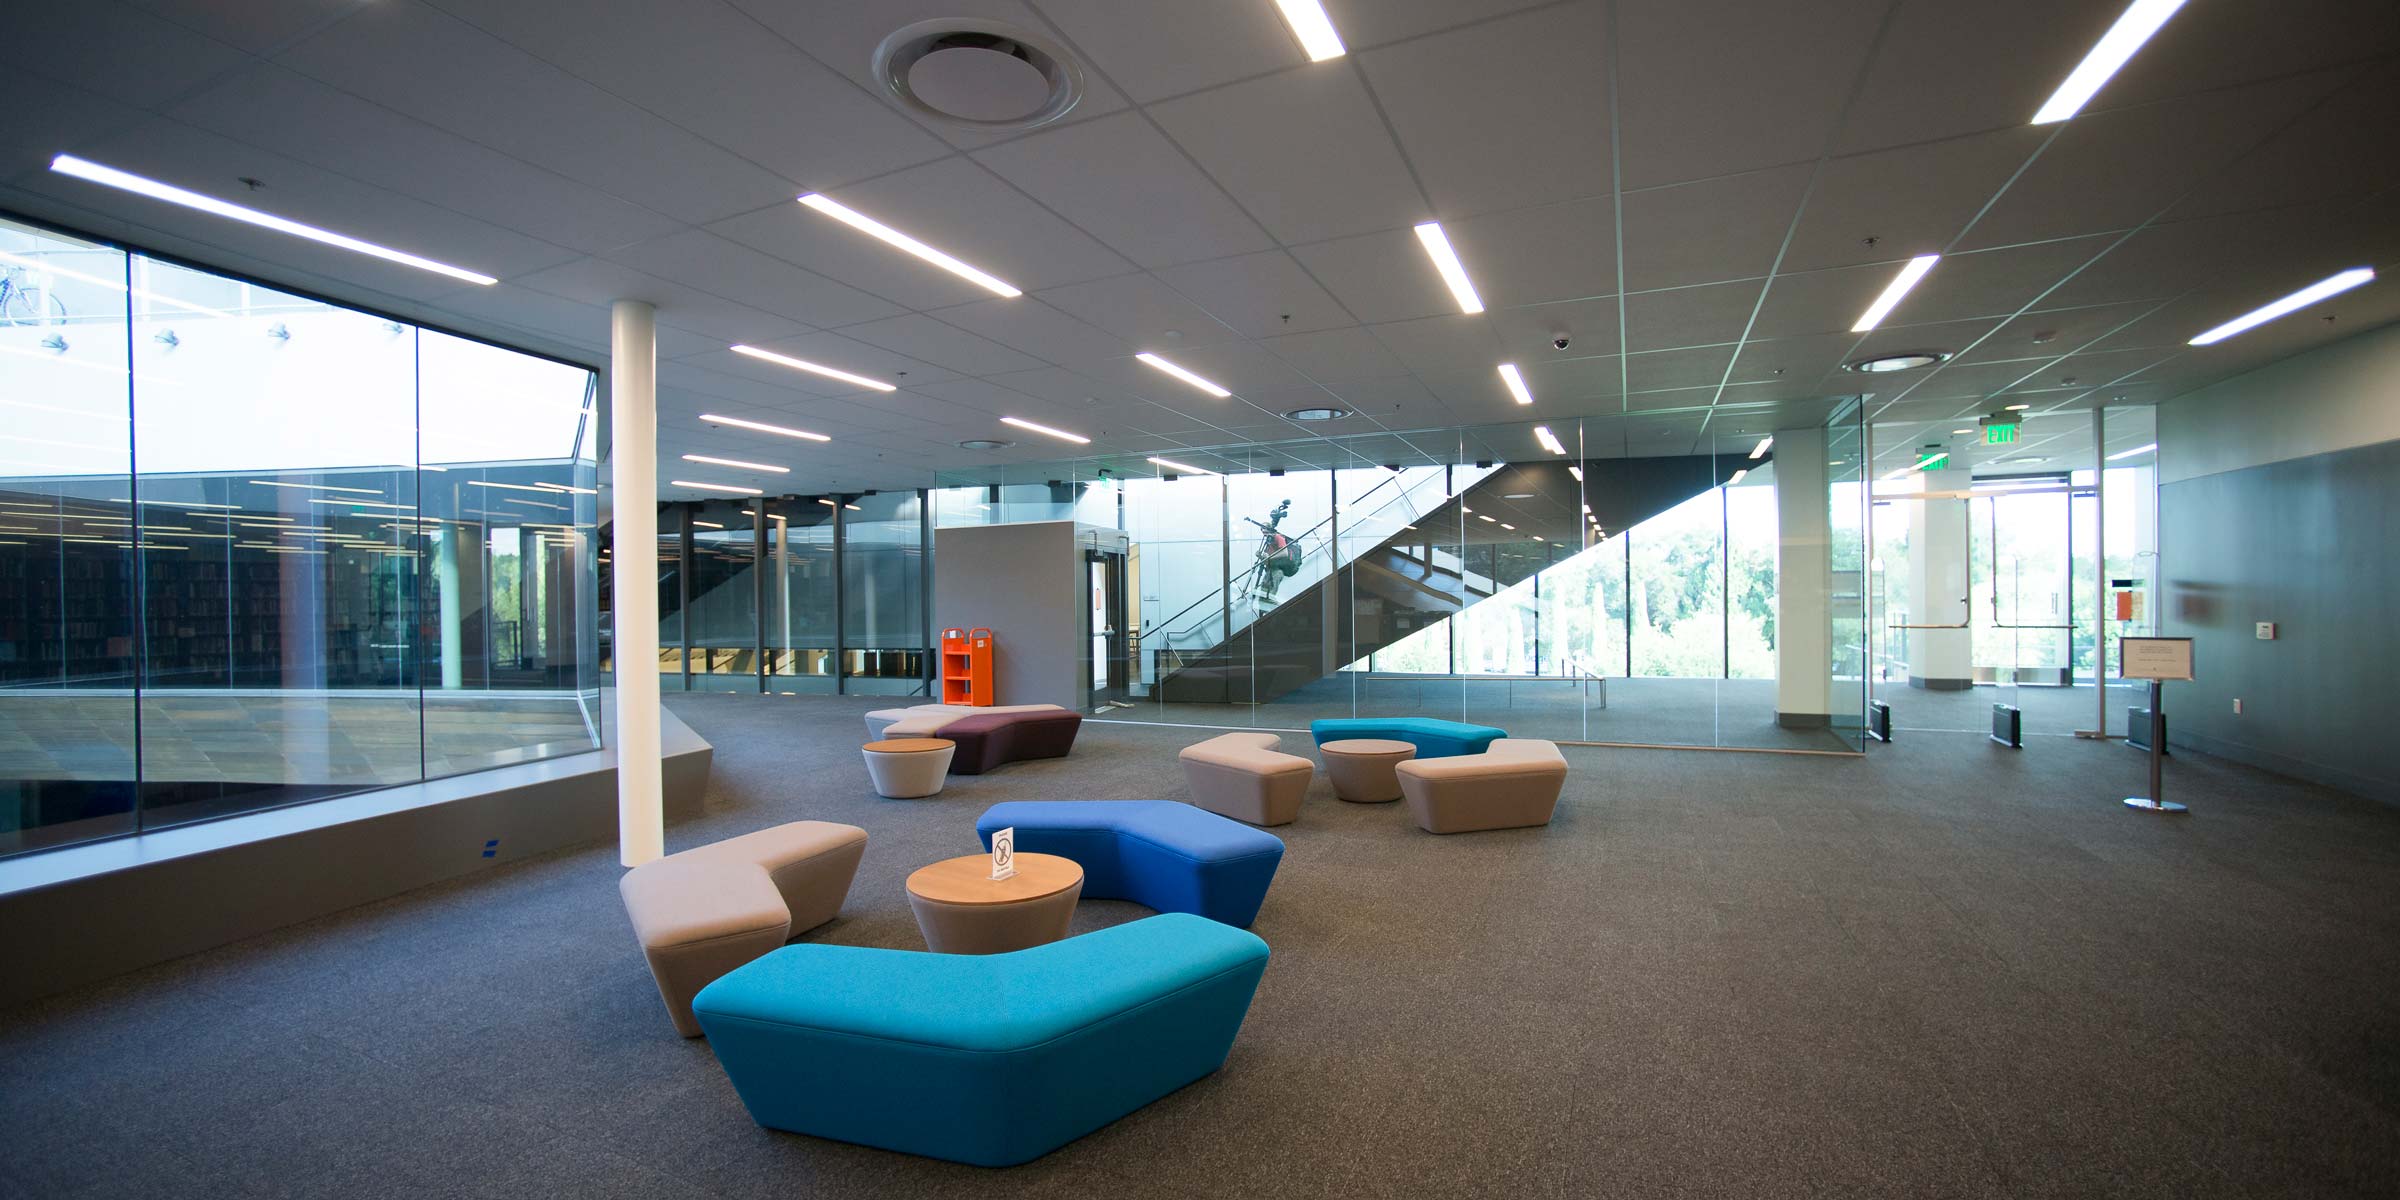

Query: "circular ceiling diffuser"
(1282, 406), (1351, 421)
(1845, 351), (1949, 373)
(957, 438), (1013, 450)
(874, 21), (1083, 131)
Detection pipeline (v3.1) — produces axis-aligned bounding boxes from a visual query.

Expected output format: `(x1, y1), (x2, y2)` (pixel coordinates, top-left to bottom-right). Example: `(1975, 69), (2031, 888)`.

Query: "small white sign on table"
(989, 827), (1017, 881)
(2120, 636), (2195, 680)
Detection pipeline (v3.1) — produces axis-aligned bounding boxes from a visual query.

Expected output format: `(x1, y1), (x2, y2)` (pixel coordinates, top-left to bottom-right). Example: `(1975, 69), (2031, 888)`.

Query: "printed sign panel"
(2120, 636), (2194, 681)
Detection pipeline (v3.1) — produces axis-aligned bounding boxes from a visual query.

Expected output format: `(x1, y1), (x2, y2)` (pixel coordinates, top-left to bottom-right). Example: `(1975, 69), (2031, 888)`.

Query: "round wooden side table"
(1319, 738), (1417, 803)
(862, 737), (955, 798)
(905, 852), (1083, 954)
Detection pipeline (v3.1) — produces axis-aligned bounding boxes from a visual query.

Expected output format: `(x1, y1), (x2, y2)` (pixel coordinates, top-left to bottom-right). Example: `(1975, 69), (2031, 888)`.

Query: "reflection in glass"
(842, 491), (925, 695)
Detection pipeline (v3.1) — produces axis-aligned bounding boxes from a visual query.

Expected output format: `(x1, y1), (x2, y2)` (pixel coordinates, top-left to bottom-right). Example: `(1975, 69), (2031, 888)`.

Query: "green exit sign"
(1984, 423), (2020, 445)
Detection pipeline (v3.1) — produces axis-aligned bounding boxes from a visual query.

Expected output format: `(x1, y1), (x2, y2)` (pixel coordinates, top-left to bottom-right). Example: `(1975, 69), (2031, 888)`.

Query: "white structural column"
(1772, 426), (1831, 727)
(611, 299), (664, 868)
(435, 527), (463, 690)
(1904, 466), (1974, 690)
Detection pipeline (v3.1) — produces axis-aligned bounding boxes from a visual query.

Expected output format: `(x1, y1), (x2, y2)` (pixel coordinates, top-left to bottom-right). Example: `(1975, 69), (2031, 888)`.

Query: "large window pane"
(763, 497), (835, 692)
(0, 220), (136, 855)
(1629, 487), (1726, 678)
(686, 499), (759, 692)
(842, 490), (925, 695)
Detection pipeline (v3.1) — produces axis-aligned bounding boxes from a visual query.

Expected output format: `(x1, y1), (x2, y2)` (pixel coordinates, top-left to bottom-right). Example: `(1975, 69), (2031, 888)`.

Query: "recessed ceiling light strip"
(1135, 353), (1232, 397)
(49, 154), (497, 285)
(1533, 425), (1566, 456)
(1497, 363), (1534, 406)
(2031, 0), (2190, 124)
(1146, 456), (1218, 476)
(699, 413), (832, 442)
(1851, 255), (1939, 332)
(1273, 0), (1347, 62)
(729, 344), (897, 392)
(1000, 416), (1091, 444)
(2187, 268), (2374, 345)
(796, 193), (1022, 297)
(673, 480), (764, 495)
(681, 454), (788, 474)
(1413, 222), (1485, 314)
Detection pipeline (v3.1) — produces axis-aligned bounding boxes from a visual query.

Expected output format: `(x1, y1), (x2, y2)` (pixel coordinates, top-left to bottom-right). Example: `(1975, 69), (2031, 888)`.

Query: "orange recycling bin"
(941, 626), (995, 706)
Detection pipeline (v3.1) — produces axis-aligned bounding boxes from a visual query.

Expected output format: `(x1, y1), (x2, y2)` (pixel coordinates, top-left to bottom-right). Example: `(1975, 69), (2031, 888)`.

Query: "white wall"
(2161, 319), (2400, 484)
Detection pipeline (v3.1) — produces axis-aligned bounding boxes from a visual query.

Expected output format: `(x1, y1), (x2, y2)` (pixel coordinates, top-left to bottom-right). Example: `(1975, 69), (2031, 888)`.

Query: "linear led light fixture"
(1533, 425), (1566, 456)
(467, 480), (571, 495)
(700, 413), (832, 442)
(730, 345), (896, 392)
(1727, 468), (1750, 486)
(1136, 353), (1232, 398)
(674, 480), (764, 496)
(812, 499), (861, 511)
(1750, 437), (1773, 460)
(2188, 268), (2375, 345)
(1146, 456), (1217, 476)
(50, 155), (496, 285)
(681, 453), (788, 474)
(1477, 514), (1497, 523)
(309, 497), (413, 510)
(1273, 0), (1346, 61)
(1567, 466), (1583, 482)
(1000, 416), (1091, 445)
(2031, 0), (2189, 124)
(1412, 222), (1484, 314)
(252, 480), (382, 495)
(2105, 442), (2158, 462)
(1498, 363), (1533, 405)
(534, 483), (599, 496)
(1851, 255), (1939, 332)
(796, 193), (1021, 297)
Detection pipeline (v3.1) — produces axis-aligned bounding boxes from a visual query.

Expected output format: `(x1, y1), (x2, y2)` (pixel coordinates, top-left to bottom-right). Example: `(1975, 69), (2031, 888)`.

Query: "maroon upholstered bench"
(941, 709), (1083, 774)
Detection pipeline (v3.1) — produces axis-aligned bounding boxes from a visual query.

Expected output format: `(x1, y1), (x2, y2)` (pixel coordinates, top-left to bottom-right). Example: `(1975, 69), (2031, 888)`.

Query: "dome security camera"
(1551, 335), (1572, 350)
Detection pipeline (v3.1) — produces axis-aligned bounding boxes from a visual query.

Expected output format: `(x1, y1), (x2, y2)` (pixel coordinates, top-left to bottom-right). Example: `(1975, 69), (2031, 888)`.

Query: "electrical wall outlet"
(2256, 622), (2277, 639)
(2233, 698), (2243, 715)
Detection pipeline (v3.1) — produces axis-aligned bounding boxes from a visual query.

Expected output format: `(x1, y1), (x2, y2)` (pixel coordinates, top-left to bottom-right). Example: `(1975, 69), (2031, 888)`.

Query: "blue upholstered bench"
(1309, 717), (1506, 759)
(976, 800), (1285, 928)
(693, 913), (1270, 1167)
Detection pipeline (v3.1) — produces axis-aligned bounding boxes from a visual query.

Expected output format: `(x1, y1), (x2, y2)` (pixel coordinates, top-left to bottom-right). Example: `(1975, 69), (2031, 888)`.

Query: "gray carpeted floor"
(4, 691), (2398, 1198)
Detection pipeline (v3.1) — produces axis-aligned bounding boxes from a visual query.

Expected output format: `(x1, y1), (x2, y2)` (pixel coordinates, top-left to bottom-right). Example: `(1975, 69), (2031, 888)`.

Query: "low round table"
(862, 737), (955, 798)
(1319, 738), (1417, 803)
(905, 852), (1084, 955)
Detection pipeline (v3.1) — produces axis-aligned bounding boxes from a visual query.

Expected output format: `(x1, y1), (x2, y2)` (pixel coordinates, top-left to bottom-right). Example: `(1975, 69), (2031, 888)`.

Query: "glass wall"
(0, 215), (601, 858)
(645, 491), (932, 696)
(931, 405), (1870, 753)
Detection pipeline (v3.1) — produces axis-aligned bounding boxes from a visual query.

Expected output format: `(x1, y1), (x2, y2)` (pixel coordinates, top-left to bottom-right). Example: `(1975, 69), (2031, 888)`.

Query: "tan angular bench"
(865, 703), (1068, 740)
(1178, 732), (1314, 826)
(1395, 738), (1568, 834)
(619, 820), (868, 1036)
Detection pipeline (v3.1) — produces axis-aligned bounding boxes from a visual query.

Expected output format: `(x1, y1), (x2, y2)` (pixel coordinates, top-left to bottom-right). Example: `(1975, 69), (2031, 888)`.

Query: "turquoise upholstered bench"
(692, 913), (1271, 1167)
(1309, 717), (1505, 759)
(975, 800), (1285, 928)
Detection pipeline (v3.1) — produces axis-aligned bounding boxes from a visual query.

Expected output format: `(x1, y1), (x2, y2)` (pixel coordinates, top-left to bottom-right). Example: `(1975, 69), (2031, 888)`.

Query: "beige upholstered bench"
(865, 703), (1067, 739)
(619, 821), (868, 1036)
(1178, 732), (1314, 826)
(1394, 738), (1568, 834)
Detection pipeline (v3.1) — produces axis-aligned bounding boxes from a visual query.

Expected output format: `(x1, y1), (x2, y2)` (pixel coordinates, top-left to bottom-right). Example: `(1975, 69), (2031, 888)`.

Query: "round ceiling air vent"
(957, 438), (1014, 451)
(874, 21), (1083, 131)
(1282, 406), (1351, 421)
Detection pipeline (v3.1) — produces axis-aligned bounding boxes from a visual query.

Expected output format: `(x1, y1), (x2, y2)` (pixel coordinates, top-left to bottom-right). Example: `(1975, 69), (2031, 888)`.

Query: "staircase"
(1150, 455), (1747, 706)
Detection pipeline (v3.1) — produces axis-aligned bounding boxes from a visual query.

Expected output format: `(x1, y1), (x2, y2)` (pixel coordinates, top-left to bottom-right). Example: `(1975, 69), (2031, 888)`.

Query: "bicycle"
(0, 265), (68, 326)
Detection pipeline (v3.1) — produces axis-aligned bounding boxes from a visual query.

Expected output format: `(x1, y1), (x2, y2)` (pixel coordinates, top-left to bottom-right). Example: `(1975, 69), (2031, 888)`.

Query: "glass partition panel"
(842, 490), (926, 696)
(0, 220), (136, 855)
(685, 499), (759, 692)
(762, 496), (835, 692)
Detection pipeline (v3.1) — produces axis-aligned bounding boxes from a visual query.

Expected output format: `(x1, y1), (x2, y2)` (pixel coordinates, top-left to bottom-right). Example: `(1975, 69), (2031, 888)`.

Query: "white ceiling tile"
(1899, 236), (2119, 325)
(515, 257), (808, 345)
(1782, 128), (2048, 274)
(1489, 297), (1621, 362)
(1615, 0), (1886, 188)
(1152, 251), (1356, 338)
(2094, 0), (2400, 111)
(133, 0), (369, 54)
(973, 112), (1274, 268)
(1150, 66), (1425, 245)
(604, 229), (903, 328)
(1257, 326), (1409, 381)
(0, 79), (150, 186)
(1448, 198), (1615, 308)
(1320, 0), (1559, 52)
(1032, 273), (1244, 350)
(1624, 280), (1762, 350)
(1, 0), (250, 110)
(838, 313), (1049, 377)
(696, 333), (957, 397)
(1620, 164), (1813, 292)
(1289, 227), (1459, 325)
(169, 64), (685, 255)
(425, 0), (951, 187)
(1958, 71), (2351, 251)
(275, 0), (799, 224)
(1835, 0), (2119, 154)
(2165, 73), (2400, 223)
(924, 297), (1133, 366)
(1624, 346), (1735, 393)
(1357, 4), (1614, 218)
(1083, 342), (1315, 399)
(1368, 313), (1502, 375)
(1510, 356), (1626, 406)
(1034, 0), (1302, 102)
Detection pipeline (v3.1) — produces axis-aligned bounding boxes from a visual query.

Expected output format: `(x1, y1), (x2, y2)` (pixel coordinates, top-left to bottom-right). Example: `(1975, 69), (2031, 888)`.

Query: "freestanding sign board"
(2118, 637), (2193, 813)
